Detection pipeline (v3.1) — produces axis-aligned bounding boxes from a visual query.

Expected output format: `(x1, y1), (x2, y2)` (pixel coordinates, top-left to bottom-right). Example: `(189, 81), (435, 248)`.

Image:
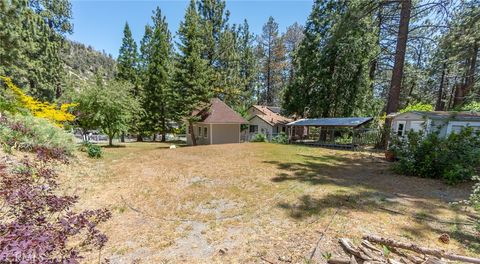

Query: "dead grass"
(59, 142), (478, 263)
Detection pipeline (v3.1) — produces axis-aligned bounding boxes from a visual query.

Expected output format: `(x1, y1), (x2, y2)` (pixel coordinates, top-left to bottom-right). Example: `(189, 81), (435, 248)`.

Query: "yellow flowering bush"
(0, 76), (77, 126)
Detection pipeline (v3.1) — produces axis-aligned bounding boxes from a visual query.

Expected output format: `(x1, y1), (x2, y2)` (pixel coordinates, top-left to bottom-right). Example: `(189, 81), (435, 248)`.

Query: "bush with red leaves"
(0, 153), (111, 262)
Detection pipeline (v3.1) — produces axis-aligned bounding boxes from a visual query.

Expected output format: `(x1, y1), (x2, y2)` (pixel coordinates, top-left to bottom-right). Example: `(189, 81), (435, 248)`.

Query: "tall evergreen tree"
(257, 16), (287, 106)
(283, 22), (304, 83)
(176, 0), (213, 146)
(216, 25), (243, 106)
(284, 0), (378, 117)
(0, 0), (72, 102)
(197, 0), (229, 67)
(238, 19), (259, 107)
(141, 7), (176, 142)
(117, 22), (139, 94)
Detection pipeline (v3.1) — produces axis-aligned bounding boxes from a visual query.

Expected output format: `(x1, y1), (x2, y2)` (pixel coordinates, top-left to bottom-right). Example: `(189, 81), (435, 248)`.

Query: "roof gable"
(249, 105), (292, 126)
(193, 98), (247, 124)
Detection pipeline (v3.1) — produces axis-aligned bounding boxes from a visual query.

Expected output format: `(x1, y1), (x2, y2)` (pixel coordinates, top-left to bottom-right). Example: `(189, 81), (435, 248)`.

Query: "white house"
(389, 111), (480, 137)
(246, 105), (292, 140)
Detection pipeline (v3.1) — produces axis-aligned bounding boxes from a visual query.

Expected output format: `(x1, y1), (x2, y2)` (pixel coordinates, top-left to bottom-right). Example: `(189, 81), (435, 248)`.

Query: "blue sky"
(68, 0), (314, 58)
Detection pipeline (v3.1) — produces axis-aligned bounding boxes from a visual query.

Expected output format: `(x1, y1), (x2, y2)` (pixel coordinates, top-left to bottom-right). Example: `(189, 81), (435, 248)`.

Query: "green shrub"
(272, 132), (288, 144)
(87, 144), (102, 158)
(79, 141), (102, 158)
(251, 133), (267, 142)
(0, 113), (74, 158)
(390, 127), (480, 184)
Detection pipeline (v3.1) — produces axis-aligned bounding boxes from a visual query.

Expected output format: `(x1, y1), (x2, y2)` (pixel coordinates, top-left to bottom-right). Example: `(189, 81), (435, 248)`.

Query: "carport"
(286, 117), (374, 149)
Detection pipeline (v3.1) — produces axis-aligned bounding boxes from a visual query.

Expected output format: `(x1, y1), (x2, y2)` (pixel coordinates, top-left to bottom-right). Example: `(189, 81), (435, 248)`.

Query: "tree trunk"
(120, 132), (125, 143)
(385, 0), (412, 114)
(161, 109), (166, 142)
(152, 134), (157, 142)
(136, 134), (143, 142)
(453, 43), (478, 108)
(369, 6), (383, 93)
(108, 136), (113, 146)
(189, 121), (197, 146)
(435, 61), (447, 111)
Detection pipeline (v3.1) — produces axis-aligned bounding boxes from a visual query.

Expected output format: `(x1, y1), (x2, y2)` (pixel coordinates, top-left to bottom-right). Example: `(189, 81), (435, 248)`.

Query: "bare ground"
(59, 142), (478, 263)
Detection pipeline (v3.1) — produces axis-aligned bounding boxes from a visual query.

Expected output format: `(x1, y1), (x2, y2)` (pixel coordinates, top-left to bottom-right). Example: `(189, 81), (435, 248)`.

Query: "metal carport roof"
(287, 117), (373, 128)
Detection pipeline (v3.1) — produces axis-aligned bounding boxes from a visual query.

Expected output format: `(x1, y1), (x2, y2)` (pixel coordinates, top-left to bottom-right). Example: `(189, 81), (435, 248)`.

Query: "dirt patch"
(61, 142), (475, 263)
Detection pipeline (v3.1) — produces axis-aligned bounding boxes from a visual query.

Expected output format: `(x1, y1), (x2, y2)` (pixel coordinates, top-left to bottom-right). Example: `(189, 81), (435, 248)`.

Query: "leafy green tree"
(175, 0), (213, 145)
(75, 79), (139, 146)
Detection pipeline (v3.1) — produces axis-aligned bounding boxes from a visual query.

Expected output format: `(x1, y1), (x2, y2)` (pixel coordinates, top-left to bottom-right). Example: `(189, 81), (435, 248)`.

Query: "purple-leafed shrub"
(0, 153), (111, 263)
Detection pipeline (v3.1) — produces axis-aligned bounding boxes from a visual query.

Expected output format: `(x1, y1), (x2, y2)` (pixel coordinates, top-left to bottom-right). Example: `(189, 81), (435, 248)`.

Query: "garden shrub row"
(390, 127), (480, 184)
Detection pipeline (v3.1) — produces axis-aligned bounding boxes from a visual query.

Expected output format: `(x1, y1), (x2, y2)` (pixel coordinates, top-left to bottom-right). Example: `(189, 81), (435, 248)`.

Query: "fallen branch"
(328, 258), (350, 264)
(308, 208), (340, 261)
(364, 235), (480, 264)
(339, 238), (371, 261)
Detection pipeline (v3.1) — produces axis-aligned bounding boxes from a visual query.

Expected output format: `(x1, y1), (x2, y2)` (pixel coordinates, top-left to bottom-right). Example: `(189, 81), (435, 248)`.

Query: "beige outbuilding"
(186, 98), (247, 145)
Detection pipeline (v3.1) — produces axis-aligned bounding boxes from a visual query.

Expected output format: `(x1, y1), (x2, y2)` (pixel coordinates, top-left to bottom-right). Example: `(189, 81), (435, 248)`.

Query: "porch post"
(209, 123), (213, 144)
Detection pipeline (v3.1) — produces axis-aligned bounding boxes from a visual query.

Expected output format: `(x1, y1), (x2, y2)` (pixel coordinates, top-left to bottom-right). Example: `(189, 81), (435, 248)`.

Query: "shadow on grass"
(277, 191), (389, 219)
(102, 145), (127, 148)
(266, 150), (474, 249)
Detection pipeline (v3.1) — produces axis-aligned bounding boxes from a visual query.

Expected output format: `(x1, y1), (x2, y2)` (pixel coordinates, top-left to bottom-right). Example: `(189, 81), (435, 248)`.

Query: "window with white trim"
(396, 121), (406, 136)
(198, 126), (202, 137)
(204, 127), (208, 138)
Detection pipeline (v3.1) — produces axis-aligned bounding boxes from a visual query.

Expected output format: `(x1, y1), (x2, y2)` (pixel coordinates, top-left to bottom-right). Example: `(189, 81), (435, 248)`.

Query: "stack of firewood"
(328, 235), (480, 264)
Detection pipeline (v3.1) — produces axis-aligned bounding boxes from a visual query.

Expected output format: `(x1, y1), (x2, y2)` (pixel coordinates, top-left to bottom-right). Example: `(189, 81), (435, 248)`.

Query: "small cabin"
(389, 111), (480, 137)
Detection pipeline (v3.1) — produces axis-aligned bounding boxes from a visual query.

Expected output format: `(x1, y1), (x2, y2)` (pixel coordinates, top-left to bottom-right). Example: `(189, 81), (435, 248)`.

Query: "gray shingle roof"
(287, 117), (373, 127)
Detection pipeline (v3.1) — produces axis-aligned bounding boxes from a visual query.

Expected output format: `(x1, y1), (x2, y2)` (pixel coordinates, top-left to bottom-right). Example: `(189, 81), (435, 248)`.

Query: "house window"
(198, 126), (202, 137)
(204, 127), (208, 138)
(396, 121), (406, 136)
(249, 125), (258, 133)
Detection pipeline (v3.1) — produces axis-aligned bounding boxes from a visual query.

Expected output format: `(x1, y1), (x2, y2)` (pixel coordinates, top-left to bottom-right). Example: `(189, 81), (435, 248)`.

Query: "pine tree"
(283, 23), (304, 83)
(257, 16), (287, 106)
(176, 0), (213, 146)
(238, 19), (259, 107)
(141, 7), (176, 142)
(284, 0), (378, 117)
(117, 22), (139, 94)
(0, 0), (72, 102)
(386, 0), (412, 114)
(197, 0), (229, 67)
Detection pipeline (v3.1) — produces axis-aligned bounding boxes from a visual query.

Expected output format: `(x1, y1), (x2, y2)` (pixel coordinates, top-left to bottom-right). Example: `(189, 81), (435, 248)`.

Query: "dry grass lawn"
(59, 142), (478, 263)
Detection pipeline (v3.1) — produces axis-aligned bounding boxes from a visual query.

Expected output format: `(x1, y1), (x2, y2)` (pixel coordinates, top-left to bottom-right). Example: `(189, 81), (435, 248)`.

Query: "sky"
(68, 0), (314, 58)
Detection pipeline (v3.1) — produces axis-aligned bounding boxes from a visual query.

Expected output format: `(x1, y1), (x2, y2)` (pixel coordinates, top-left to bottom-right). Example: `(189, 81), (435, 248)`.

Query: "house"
(246, 105), (293, 140)
(389, 111), (480, 137)
(186, 98), (247, 145)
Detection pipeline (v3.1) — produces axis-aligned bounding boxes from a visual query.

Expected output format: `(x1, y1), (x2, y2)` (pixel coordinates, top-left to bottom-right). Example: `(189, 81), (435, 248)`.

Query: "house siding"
(391, 112), (480, 137)
(248, 116), (273, 136)
(186, 123), (211, 145)
(211, 124), (240, 144)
